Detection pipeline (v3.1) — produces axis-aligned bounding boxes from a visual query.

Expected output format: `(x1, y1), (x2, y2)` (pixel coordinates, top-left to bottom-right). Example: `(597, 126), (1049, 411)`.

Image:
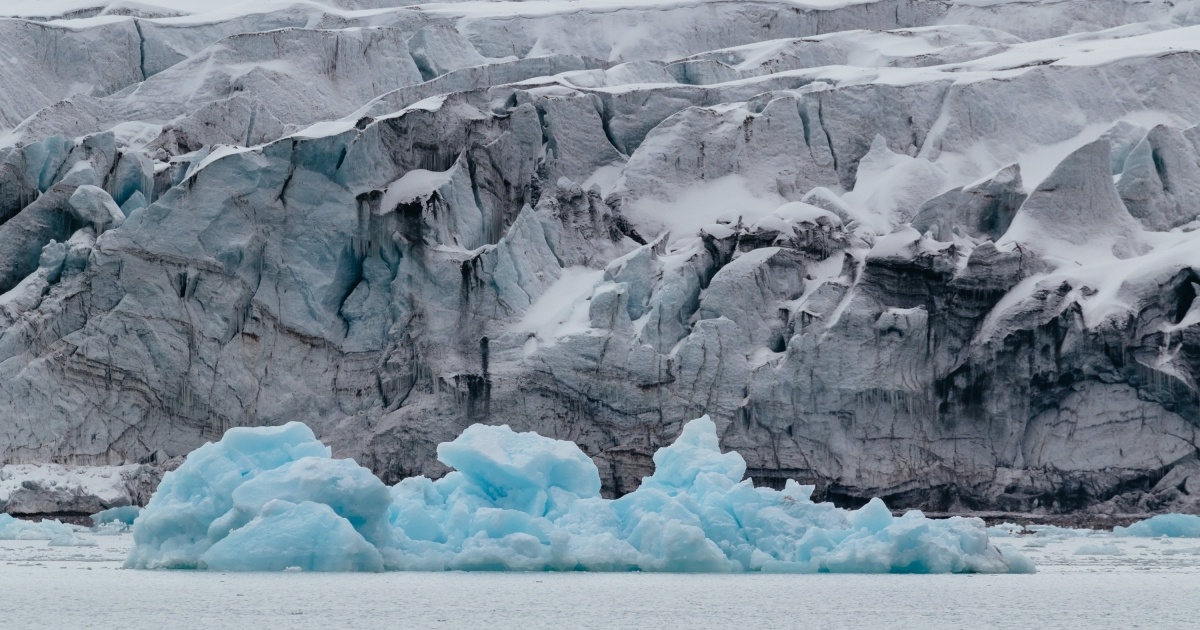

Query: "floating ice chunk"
(1113, 514), (1200, 538)
(0, 513), (93, 545)
(128, 434), (392, 571)
(0, 513), (86, 542)
(996, 545), (1037, 573)
(1074, 543), (1123, 556)
(823, 510), (1012, 574)
(94, 522), (129, 536)
(129, 417), (1034, 574)
(0, 514), (47, 540)
(92, 505), (141, 526)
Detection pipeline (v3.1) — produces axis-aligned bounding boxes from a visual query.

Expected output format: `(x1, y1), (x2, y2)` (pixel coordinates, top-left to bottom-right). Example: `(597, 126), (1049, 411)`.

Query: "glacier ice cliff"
(126, 418), (1034, 573)
(3, 0), (1200, 517)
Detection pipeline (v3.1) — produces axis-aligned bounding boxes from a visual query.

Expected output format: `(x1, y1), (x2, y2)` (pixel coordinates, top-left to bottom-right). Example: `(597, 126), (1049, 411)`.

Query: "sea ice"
(1114, 514), (1200, 538)
(127, 418), (1034, 574)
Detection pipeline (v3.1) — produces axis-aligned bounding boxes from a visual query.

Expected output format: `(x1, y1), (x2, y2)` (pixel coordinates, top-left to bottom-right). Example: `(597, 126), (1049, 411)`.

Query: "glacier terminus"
(3, 0), (1200, 526)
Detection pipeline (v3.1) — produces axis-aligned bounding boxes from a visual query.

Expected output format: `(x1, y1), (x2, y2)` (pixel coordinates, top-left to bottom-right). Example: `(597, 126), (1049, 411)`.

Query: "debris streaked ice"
(7, 0), (1200, 525)
(92, 505), (142, 526)
(127, 419), (1033, 573)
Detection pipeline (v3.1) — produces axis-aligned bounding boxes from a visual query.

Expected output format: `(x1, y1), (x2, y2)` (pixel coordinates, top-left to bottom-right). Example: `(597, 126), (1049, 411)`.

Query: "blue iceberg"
(0, 513), (93, 545)
(126, 417), (1033, 573)
(1113, 514), (1200, 538)
(92, 505), (141, 527)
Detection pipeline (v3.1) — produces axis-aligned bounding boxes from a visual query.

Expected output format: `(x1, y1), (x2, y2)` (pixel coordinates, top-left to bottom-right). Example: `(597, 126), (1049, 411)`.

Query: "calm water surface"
(3, 533), (1197, 629)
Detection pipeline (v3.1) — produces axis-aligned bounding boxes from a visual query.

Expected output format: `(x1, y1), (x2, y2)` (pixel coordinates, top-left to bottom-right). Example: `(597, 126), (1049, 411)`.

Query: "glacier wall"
(4, 0), (1200, 515)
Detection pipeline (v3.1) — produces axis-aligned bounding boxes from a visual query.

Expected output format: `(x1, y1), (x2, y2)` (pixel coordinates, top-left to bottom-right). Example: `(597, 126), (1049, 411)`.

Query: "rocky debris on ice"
(126, 419), (1034, 573)
(92, 505), (141, 526)
(0, 463), (168, 516)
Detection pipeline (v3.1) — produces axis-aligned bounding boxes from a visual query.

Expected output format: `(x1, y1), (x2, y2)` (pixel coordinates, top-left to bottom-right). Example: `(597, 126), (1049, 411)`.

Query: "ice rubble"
(9, 0), (1200, 523)
(127, 419), (1032, 573)
(92, 505), (141, 526)
(1073, 543), (1123, 556)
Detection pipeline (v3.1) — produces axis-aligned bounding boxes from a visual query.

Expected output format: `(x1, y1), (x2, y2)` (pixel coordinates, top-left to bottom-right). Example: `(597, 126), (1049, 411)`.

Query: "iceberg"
(1113, 514), (1200, 538)
(0, 513), (85, 542)
(126, 417), (1034, 574)
(92, 505), (141, 526)
(1073, 543), (1123, 556)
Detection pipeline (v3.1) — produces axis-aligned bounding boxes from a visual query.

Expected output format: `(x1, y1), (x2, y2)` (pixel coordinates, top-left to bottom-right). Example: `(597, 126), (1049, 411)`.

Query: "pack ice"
(126, 419), (1032, 573)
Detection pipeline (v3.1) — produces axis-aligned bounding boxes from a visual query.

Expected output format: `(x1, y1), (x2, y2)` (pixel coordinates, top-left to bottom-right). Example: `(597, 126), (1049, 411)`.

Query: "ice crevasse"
(125, 417), (1034, 573)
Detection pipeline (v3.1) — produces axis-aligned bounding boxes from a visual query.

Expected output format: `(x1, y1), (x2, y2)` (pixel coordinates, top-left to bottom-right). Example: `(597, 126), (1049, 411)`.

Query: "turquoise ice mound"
(0, 513), (95, 546)
(92, 505), (141, 526)
(126, 417), (1034, 573)
(0, 513), (73, 540)
(1113, 514), (1200, 538)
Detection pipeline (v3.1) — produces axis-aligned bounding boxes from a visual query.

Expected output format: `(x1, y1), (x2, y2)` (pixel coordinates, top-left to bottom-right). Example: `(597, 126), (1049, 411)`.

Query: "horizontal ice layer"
(127, 418), (1033, 574)
(1114, 514), (1200, 538)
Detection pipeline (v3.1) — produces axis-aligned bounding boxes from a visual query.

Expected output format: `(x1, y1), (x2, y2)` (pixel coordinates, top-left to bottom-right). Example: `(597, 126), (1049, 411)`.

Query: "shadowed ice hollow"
(125, 418), (1033, 574)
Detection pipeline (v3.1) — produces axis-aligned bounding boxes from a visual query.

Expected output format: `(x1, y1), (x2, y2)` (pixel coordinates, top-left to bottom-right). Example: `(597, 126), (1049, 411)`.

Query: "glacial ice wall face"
(3, 0), (1200, 515)
(126, 419), (1034, 573)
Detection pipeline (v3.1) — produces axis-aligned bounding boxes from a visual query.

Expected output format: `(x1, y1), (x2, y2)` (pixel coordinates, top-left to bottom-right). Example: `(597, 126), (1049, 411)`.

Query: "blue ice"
(92, 505), (141, 526)
(0, 513), (93, 545)
(126, 417), (1034, 573)
(1113, 514), (1200, 538)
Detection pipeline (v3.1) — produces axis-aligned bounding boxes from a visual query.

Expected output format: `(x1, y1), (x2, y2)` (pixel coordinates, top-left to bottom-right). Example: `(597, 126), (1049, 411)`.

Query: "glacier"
(126, 418), (1033, 573)
(4, 0), (1200, 521)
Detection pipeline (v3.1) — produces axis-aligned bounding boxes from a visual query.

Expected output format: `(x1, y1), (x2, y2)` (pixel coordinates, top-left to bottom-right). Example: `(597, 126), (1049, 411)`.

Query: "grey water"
(3, 534), (1197, 629)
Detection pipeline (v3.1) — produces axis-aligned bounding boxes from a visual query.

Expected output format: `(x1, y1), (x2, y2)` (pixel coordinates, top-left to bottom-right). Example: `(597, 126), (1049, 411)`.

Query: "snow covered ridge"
(125, 418), (1035, 573)
(6, 0), (1200, 518)
(0, 463), (159, 515)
